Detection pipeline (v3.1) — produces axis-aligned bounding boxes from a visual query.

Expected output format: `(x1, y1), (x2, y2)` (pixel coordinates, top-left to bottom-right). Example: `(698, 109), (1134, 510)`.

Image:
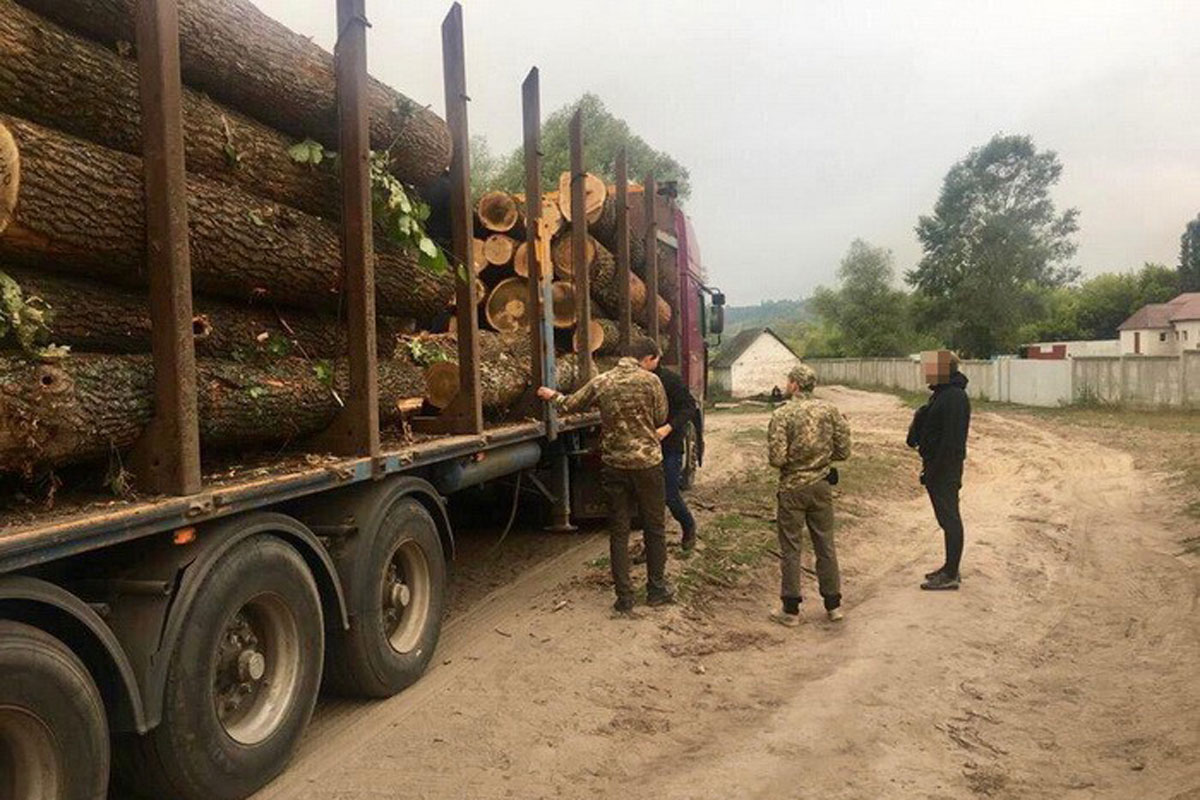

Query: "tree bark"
(0, 266), (409, 358)
(0, 116), (454, 319)
(400, 331), (586, 412)
(0, 0), (350, 220)
(12, 0), (451, 189)
(0, 354), (430, 472)
(588, 241), (672, 329)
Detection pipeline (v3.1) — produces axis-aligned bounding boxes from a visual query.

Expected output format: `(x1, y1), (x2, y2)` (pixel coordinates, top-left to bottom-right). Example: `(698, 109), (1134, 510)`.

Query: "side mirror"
(710, 304), (725, 336)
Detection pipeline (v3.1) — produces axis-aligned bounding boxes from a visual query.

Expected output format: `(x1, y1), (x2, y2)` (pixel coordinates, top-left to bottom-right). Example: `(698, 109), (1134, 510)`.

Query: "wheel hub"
(212, 594), (302, 745)
(381, 540), (432, 654)
(0, 707), (60, 800)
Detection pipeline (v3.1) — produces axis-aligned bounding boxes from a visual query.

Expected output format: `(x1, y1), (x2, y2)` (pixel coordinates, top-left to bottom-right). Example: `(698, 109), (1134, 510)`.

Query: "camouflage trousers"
(777, 479), (842, 610)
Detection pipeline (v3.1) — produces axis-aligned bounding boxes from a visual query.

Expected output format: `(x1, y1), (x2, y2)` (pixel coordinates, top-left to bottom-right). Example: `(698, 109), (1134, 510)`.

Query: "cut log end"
(551, 281), (577, 329)
(0, 122), (18, 235)
(573, 319), (605, 355)
(513, 241), (552, 285)
(557, 172), (607, 224)
(472, 237), (487, 273)
(477, 191), (519, 233)
(485, 277), (531, 334)
(424, 361), (461, 409)
(483, 234), (516, 266)
(551, 233), (596, 279)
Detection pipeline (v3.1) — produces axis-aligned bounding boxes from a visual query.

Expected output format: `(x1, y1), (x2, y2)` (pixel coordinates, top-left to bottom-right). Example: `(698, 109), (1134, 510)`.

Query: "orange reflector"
(173, 527), (196, 545)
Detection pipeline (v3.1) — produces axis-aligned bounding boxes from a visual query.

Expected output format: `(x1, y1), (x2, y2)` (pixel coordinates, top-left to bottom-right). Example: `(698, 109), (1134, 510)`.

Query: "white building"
(1118, 293), (1200, 355)
(710, 327), (801, 398)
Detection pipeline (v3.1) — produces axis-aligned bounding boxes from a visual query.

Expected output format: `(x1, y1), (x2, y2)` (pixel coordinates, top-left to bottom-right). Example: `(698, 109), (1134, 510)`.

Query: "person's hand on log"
(536, 386), (560, 402)
(656, 424), (672, 441)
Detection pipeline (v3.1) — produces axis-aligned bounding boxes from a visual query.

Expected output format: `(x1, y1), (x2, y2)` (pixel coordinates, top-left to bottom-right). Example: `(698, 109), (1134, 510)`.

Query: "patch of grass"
(675, 512), (775, 603)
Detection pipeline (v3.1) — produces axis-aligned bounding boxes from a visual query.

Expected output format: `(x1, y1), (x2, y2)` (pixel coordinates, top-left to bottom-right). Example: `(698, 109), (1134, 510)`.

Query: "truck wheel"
(0, 620), (109, 800)
(681, 421), (699, 490)
(116, 535), (323, 800)
(325, 497), (447, 698)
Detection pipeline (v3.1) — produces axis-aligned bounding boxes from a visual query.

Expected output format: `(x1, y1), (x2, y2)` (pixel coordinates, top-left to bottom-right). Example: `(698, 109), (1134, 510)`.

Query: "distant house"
(1118, 293), (1200, 355)
(710, 328), (801, 398)
(1021, 340), (1120, 359)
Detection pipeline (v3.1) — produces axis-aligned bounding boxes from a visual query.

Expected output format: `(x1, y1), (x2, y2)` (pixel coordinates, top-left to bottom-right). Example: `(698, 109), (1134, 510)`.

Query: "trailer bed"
(0, 414), (597, 573)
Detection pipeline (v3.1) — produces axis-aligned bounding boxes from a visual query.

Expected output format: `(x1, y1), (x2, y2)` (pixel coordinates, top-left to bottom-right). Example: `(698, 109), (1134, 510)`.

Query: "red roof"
(1119, 293), (1200, 330)
(1169, 293), (1200, 323)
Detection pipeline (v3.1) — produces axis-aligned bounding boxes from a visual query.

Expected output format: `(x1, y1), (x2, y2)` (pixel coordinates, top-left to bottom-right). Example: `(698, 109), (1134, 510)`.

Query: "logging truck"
(0, 0), (725, 797)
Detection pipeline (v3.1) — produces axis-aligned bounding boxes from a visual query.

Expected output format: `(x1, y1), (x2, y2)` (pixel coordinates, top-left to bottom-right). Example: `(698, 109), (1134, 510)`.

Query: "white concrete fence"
(807, 352), (1200, 409)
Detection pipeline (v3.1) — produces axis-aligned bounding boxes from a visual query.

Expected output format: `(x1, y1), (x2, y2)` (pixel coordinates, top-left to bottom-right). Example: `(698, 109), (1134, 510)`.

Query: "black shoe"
(613, 598), (635, 614)
(925, 567), (964, 581)
(920, 572), (960, 591)
(680, 532), (697, 553)
(646, 591), (676, 607)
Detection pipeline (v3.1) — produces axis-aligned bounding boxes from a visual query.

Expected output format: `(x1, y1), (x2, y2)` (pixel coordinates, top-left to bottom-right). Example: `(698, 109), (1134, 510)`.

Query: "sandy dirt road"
(252, 387), (1199, 800)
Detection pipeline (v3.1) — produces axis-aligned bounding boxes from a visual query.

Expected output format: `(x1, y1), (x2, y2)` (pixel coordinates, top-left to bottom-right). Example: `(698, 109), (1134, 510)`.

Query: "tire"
(115, 535), (323, 800)
(0, 620), (109, 800)
(680, 421), (699, 490)
(324, 497), (447, 698)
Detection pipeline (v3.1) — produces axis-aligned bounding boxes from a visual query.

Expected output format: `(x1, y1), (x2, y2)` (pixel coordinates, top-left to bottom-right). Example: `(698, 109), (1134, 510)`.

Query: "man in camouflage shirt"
(537, 337), (673, 613)
(767, 363), (852, 626)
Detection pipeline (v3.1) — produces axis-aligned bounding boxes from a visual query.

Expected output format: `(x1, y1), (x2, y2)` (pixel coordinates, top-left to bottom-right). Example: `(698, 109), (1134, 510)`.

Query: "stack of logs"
(0, 0), (679, 477)
(468, 174), (675, 360)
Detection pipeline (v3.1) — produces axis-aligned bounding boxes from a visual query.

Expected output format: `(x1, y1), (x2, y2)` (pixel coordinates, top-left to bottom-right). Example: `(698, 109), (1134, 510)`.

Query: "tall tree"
(493, 94), (690, 199)
(468, 135), (501, 201)
(812, 240), (918, 356)
(907, 134), (1080, 357)
(1180, 214), (1200, 292)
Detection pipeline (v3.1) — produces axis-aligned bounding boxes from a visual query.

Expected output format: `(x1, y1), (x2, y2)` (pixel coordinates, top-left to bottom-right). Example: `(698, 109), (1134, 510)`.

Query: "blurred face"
(921, 350), (955, 386)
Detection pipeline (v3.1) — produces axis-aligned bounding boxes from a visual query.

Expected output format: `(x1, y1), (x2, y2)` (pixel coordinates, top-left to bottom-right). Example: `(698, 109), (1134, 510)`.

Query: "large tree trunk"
(13, 0), (451, 189)
(0, 0), (347, 220)
(0, 354), (429, 472)
(591, 191), (680, 302)
(0, 116), (454, 319)
(0, 266), (409, 358)
(401, 331), (588, 412)
(587, 241), (672, 329)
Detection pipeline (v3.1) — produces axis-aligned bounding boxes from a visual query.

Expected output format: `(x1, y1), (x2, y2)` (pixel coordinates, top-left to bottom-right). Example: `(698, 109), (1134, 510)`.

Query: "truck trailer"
(0, 1), (724, 797)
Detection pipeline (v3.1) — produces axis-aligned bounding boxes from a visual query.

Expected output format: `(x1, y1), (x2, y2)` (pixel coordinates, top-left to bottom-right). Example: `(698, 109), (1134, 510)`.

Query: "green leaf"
(418, 236), (439, 258)
(313, 360), (333, 386)
(247, 385), (267, 400)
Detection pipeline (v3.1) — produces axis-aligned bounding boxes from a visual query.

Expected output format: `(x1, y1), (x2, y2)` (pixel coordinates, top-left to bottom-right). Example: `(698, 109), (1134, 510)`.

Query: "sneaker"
(925, 567), (964, 581)
(768, 608), (802, 627)
(826, 607), (845, 622)
(646, 591), (676, 607)
(920, 572), (961, 591)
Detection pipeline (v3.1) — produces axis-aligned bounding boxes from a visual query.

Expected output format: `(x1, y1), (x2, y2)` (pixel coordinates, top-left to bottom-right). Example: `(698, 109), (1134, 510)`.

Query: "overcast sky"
(256, 0), (1199, 305)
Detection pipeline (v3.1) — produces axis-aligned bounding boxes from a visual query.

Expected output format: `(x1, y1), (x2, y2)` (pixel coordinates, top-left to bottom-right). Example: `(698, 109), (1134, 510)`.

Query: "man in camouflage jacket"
(767, 363), (852, 626)
(538, 337), (672, 613)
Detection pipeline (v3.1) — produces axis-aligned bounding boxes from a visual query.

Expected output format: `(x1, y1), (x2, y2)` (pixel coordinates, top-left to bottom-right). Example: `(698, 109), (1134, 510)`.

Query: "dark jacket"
(654, 366), (699, 454)
(907, 371), (971, 480)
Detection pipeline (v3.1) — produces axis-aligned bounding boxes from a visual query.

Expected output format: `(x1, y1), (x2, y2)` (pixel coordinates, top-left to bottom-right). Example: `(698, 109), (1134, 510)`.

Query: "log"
(550, 231), (596, 279)
(0, 123), (14, 236)
(556, 171), (606, 224)
(589, 241), (672, 328)
(402, 331), (585, 411)
(0, 0), (344, 220)
(513, 241), (552, 286)
(0, 116), (454, 319)
(476, 192), (519, 233)
(484, 277), (531, 334)
(472, 238), (488, 274)
(540, 192), (564, 237)
(550, 281), (577, 329)
(0, 354), (429, 472)
(13, 0), (452, 189)
(483, 234), (516, 267)
(0, 266), (409, 358)
(572, 319), (605, 355)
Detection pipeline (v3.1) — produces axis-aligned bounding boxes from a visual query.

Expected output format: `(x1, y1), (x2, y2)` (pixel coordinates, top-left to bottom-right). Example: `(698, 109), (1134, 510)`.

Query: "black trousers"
(926, 463), (964, 576)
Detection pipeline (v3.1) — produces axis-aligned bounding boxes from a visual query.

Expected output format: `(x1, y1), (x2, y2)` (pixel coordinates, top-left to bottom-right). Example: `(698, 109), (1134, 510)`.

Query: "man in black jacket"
(907, 350), (971, 590)
(654, 364), (700, 552)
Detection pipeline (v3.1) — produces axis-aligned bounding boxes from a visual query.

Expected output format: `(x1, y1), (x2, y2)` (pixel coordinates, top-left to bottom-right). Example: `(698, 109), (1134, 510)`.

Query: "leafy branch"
(0, 272), (70, 360)
(287, 138), (452, 276)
